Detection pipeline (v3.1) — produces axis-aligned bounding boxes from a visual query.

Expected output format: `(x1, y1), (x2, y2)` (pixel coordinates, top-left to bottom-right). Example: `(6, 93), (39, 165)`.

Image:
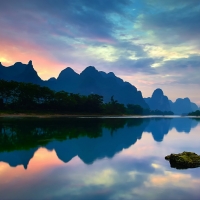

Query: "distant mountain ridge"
(145, 88), (199, 115)
(0, 61), (42, 85)
(169, 98), (198, 115)
(144, 88), (171, 112)
(0, 61), (148, 108)
(1, 61), (199, 113)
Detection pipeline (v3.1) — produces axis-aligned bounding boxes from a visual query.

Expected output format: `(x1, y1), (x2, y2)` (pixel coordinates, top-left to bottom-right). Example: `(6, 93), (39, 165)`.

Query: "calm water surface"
(0, 117), (200, 200)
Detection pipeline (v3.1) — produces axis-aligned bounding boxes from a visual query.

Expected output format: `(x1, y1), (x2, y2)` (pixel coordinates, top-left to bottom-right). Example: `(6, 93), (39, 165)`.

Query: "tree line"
(0, 80), (142, 114)
(188, 110), (200, 116)
(0, 80), (173, 115)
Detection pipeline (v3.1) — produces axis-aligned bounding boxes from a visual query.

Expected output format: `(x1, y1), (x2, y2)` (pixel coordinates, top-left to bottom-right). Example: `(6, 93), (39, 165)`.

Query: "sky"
(0, 0), (200, 106)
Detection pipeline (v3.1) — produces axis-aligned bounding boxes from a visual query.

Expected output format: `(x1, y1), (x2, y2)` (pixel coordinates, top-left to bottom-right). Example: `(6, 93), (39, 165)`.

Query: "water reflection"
(0, 148), (37, 169)
(0, 117), (200, 200)
(0, 117), (199, 168)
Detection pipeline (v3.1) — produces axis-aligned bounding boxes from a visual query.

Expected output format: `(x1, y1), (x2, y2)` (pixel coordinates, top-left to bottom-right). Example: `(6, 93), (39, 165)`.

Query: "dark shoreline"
(0, 113), (199, 118)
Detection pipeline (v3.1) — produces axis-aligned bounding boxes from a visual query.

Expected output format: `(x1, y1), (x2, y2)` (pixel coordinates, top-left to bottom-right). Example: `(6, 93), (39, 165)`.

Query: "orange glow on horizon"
(0, 39), (73, 80)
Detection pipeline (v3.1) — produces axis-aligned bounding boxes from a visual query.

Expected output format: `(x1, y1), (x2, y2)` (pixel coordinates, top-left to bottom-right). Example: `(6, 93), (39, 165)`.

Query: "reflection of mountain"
(145, 118), (171, 142)
(46, 120), (149, 164)
(0, 117), (199, 168)
(0, 148), (38, 169)
(145, 117), (199, 142)
(169, 118), (198, 133)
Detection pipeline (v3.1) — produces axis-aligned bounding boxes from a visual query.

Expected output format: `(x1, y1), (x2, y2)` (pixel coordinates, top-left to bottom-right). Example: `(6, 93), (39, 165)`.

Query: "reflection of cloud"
(0, 121), (200, 200)
(84, 169), (117, 186)
(146, 172), (191, 188)
(151, 163), (162, 169)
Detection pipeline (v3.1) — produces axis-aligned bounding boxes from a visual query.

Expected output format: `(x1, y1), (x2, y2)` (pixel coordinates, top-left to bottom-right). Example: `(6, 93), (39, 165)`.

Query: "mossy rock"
(165, 151), (200, 169)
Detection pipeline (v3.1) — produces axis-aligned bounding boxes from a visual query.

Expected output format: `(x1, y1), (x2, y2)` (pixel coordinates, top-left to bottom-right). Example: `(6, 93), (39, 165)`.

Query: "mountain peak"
(80, 66), (100, 78)
(48, 77), (57, 82)
(65, 66), (75, 71)
(152, 88), (163, 98)
(14, 62), (23, 66)
(107, 72), (115, 77)
(28, 60), (33, 66)
(176, 97), (191, 103)
(145, 88), (171, 111)
(57, 67), (78, 81)
(60, 67), (76, 74)
(81, 66), (97, 73)
(86, 66), (96, 70)
(184, 97), (190, 101)
(59, 67), (76, 76)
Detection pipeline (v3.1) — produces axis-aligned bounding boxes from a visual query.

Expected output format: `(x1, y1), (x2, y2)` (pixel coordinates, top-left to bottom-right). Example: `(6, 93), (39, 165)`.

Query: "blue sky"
(0, 0), (200, 105)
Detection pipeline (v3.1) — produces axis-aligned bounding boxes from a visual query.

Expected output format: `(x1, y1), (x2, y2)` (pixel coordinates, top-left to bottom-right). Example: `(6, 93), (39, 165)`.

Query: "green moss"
(165, 151), (200, 169)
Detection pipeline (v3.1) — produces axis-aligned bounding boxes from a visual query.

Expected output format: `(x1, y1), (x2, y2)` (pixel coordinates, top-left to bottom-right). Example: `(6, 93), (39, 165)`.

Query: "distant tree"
(103, 96), (126, 114)
(148, 109), (174, 115)
(188, 110), (200, 116)
(0, 98), (4, 109)
(126, 104), (143, 115)
(83, 94), (103, 113)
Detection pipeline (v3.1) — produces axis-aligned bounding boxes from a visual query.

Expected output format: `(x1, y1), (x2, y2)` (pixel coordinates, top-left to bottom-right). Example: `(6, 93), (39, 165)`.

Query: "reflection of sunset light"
(118, 133), (155, 158)
(147, 172), (192, 188)
(0, 163), (9, 174)
(28, 148), (81, 171)
(0, 148), (63, 184)
(0, 123), (199, 199)
(0, 147), (83, 179)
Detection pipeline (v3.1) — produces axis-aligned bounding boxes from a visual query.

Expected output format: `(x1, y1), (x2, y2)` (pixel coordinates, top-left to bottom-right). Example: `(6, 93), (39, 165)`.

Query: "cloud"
(146, 0), (200, 8)
(110, 57), (157, 75)
(138, 0), (200, 45)
(0, 0), (132, 43)
(156, 55), (200, 85)
(0, 0), (142, 77)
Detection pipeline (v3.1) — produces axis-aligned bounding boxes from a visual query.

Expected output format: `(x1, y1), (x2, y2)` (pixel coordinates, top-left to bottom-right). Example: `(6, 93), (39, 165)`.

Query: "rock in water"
(165, 151), (200, 169)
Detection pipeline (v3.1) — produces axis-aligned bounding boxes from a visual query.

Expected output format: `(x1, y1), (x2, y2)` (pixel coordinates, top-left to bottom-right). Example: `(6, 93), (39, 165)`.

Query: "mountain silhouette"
(0, 62), (148, 108)
(0, 61), (42, 85)
(191, 102), (199, 112)
(1, 61), (199, 111)
(169, 98), (198, 115)
(145, 88), (199, 115)
(144, 88), (171, 111)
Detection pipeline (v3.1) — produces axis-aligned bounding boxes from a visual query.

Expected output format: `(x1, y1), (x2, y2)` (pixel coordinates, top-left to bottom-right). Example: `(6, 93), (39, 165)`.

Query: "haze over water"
(0, 117), (200, 200)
